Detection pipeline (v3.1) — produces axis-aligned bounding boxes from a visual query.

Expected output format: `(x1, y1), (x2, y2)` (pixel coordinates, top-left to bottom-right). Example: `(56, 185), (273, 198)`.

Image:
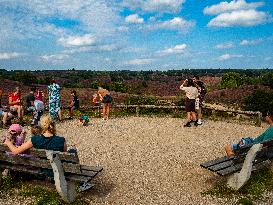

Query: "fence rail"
(70, 104), (262, 127)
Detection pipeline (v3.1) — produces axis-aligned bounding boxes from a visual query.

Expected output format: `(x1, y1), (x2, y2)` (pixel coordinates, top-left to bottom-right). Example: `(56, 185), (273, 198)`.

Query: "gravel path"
(0, 117), (271, 204)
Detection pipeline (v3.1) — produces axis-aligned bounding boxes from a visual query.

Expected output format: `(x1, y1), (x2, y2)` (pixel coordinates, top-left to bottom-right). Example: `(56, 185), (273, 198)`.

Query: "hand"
(3, 137), (12, 145)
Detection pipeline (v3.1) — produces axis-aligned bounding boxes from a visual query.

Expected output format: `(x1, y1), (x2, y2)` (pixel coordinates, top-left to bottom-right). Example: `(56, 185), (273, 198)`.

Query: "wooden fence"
(71, 104), (262, 127)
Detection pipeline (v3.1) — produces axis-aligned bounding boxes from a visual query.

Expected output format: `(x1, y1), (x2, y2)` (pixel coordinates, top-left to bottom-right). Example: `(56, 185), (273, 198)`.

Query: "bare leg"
(17, 105), (23, 120)
(190, 112), (197, 121)
(102, 103), (106, 119)
(58, 109), (62, 121)
(69, 107), (73, 117)
(187, 112), (191, 121)
(2, 112), (8, 125)
(106, 103), (110, 119)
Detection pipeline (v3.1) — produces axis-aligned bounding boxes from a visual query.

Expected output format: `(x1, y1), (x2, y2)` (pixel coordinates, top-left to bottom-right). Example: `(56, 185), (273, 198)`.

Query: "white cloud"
(58, 34), (96, 47)
(158, 44), (187, 55)
(218, 53), (243, 61)
(0, 0), (121, 43)
(62, 44), (120, 54)
(148, 17), (195, 33)
(215, 42), (234, 49)
(124, 58), (154, 65)
(240, 39), (263, 45)
(208, 9), (271, 27)
(40, 54), (69, 61)
(99, 44), (119, 51)
(117, 26), (129, 32)
(0, 52), (23, 60)
(122, 0), (186, 13)
(204, 0), (264, 15)
(265, 57), (272, 61)
(125, 14), (144, 24)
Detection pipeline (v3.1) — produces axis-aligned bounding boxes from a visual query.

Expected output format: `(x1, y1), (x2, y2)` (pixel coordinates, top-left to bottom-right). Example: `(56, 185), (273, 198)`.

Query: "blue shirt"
(31, 135), (65, 152)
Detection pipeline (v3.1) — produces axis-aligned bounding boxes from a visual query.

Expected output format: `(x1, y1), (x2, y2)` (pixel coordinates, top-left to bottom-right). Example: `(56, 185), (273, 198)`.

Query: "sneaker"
(183, 122), (191, 127)
(78, 182), (95, 192)
(194, 121), (202, 127)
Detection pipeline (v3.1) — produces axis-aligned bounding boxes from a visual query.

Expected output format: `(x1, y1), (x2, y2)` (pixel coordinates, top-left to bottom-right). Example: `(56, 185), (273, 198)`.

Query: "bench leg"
(227, 143), (262, 190)
(46, 151), (77, 203)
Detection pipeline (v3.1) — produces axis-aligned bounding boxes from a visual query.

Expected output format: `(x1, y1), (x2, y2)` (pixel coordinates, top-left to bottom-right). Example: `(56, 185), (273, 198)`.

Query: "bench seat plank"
(0, 153), (83, 174)
(201, 156), (234, 169)
(0, 145), (79, 163)
(207, 160), (235, 172)
(81, 165), (103, 172)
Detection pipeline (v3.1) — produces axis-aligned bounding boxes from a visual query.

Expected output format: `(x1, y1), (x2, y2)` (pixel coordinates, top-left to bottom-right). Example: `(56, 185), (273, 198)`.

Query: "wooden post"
(136, 106), (139, 117)
(46, 150), (77, 203)
(256, 112), (262, 127)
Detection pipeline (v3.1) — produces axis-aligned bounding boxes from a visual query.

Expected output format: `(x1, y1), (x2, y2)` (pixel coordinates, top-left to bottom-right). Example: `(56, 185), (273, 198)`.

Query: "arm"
(252, 126), (273, 144)
(4, 138), (33, 155)
(63, 142), (67, 152)
(179, 79), (188, 90)
(69, 100), (75, 107)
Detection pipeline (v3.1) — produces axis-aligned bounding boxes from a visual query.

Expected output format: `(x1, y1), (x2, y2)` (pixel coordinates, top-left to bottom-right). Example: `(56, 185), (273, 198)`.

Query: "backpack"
(198, 82), (207, 98)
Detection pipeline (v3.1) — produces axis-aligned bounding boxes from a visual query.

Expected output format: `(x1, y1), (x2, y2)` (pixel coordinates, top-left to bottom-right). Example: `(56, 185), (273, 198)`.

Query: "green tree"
(220, 72), (242, 88)
(243, 90), (273, 115)
(110, 82), (128, 93)
(13, 71), (37, 85)
(261, 72), (273, 88)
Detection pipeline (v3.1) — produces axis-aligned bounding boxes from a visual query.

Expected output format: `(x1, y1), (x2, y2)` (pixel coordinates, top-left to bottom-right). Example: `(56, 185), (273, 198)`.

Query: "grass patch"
(202, 169), (273, 204)
(19, 185), (87, 205)
(0, 173), (88, 205)
(0, 174), (20, 194)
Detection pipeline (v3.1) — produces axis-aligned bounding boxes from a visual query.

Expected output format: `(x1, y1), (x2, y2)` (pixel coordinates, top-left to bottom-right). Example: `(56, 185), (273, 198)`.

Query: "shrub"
(125, 96), (157, 105)
(242, 90), (273, 116)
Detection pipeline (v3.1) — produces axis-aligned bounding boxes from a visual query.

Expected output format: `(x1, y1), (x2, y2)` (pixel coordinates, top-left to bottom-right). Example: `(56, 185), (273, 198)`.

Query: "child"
(69, 90), (79, 119)
(79, 115), (89, 126)
(225, 110), (273, 156)
(6, 124), (26, 146)
(31, 99), (44, 125)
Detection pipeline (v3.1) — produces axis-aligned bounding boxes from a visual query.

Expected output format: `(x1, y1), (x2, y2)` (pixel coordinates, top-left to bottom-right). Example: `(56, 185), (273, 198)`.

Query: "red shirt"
(9, 92), (21, 105)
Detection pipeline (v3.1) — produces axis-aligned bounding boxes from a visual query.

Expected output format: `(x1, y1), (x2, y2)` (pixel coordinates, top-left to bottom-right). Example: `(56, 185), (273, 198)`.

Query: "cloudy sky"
(0, 0), (272, 70)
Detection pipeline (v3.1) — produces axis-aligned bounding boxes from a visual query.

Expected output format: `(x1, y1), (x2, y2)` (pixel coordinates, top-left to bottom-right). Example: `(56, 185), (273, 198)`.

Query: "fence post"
(255, 112), (262, 127)
(136, 106), (139, 117)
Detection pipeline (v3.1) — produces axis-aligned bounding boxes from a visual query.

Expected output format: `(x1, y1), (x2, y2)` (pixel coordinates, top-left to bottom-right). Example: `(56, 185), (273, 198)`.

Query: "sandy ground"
(0, 117), (272, 204)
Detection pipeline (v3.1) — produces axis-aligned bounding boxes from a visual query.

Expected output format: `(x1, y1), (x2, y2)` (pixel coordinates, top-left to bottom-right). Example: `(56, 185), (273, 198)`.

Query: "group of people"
(0, 78), (113, 128)
(180, 75), (207, 127)
(0, 86), (45, 128)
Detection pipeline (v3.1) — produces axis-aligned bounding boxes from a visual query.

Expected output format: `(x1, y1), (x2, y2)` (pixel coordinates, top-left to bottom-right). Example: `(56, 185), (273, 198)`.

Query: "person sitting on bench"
(4, 114), (67, 154)
(226, 110), (273, 156)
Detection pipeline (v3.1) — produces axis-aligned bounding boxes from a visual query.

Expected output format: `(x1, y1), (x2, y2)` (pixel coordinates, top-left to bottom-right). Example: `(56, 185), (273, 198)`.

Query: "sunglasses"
(9, 130), (17, 134)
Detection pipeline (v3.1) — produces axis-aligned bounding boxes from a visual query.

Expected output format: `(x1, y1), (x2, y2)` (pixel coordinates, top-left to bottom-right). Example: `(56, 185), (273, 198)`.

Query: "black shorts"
(102, 94), (112, 103)
(185, 99), (196, 112)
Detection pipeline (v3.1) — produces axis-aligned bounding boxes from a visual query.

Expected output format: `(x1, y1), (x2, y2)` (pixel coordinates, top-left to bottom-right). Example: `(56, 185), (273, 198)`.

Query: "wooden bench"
(0, 144), (103, 203)
(200, 139), (273, 190)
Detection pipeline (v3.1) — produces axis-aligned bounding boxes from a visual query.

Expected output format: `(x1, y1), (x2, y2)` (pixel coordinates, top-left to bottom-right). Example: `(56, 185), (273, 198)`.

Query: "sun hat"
(8, 124), (23, 134)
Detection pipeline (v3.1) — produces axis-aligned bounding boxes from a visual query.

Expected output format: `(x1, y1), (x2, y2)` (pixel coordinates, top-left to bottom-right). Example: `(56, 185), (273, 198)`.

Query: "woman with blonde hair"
(4, 115), (67, 154)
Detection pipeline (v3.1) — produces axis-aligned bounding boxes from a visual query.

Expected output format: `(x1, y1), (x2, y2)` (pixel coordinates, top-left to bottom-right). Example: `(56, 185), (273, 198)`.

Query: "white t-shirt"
(180, 85), (199, 99)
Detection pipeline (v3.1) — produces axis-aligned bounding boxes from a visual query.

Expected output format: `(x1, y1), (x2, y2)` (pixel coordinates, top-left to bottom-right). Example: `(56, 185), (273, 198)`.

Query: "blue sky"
(0, 0), (272, 70)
